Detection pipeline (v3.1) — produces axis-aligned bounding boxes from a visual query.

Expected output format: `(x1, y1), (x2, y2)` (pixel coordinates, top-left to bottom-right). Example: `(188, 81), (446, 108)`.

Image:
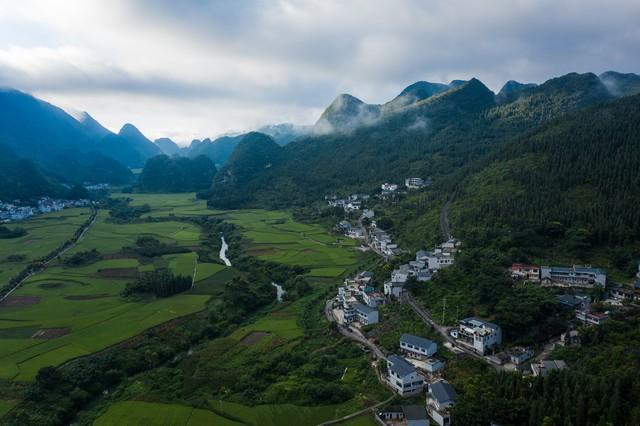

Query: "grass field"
(209, 400), (363, 426)
(225, 210), (357, 277)
(0, 399), (17, 418)
(0, 197), (218, 381)
(0, 208), (91, 286)
(94, 401), (241, 426)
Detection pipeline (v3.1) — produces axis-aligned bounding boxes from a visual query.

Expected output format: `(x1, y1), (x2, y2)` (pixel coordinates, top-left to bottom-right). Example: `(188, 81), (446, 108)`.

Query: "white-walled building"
(386, 355), (425, 396)
(451, 317), (502, 355)
(400, 333), (438, 359)
(426, 380), (457, 426)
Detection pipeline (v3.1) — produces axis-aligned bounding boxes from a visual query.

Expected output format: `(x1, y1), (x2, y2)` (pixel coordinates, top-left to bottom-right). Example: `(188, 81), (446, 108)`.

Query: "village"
(324, 179), (640, 426)
(0, 197), (91, 223)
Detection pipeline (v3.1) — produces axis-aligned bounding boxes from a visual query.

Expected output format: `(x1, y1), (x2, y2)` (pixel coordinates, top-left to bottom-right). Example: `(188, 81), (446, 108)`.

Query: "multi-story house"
(426, 380), (457, 426)
(511, 263), (541, 282)
(386, 355), (425, 396)
(450, 317), (502, 355)
(400, 333), (438, 359)
(541, 265), (607, 288)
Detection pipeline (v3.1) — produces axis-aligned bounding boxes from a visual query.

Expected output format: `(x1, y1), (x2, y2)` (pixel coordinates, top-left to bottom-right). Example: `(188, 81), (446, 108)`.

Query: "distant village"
(0, 197), (91, 223)
(324, 177), (640, 426)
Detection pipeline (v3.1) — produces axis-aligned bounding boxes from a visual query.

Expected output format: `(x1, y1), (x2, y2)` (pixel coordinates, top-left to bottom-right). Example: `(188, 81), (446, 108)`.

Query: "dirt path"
(316, 395), (394, 426)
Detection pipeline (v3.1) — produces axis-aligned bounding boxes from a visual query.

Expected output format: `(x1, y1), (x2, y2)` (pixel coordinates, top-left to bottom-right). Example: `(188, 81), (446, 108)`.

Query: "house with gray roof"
(400, 333), (438, 359)
(352, 303), (379, 325)
(451, 317), (502, 355)
(541, 265), (606, 288)
(427, 380), (457, 426)
(386, 354), (425, 396)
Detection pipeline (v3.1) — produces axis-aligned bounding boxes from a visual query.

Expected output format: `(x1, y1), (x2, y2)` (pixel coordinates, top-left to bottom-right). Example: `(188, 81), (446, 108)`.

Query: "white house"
(392, 265), (410, 283)
(386, 355), (425, 396)
(451, 317), (502, 355)
(400, 333), (438, 359)
(381, 183), (399, 192)
(426, 380), (457, 426)
(363, 291), (385, 308)
(508, 347), (534, 365)
(384, 281), (405, 298)
(426, 250), (455, 270)
(405, 177), (425, 189)
(352, 303), (379, 325)
(424, 358), (445, 374)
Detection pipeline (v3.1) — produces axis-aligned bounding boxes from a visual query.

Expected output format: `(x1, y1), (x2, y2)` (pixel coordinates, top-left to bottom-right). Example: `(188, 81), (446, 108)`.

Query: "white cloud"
(0, 0), (638, 142)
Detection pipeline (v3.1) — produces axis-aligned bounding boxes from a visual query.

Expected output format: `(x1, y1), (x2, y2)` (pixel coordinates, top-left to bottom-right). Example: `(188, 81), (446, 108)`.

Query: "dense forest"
(139, 154), (216, 193)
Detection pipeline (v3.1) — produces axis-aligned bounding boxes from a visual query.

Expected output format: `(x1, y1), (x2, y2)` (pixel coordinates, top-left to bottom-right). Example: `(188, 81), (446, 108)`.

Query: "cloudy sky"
(1, 0), (639, 144)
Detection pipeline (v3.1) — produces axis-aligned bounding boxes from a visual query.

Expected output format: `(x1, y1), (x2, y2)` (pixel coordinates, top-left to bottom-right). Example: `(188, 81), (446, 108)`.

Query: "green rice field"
(0, 208), (91, 286)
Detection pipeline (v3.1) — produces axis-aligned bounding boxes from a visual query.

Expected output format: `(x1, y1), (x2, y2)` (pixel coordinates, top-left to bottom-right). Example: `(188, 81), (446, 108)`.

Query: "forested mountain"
(139, 154), (216, 192)
(0, 142), (57, 200)
(450, 93), (640, 259)
(0, 88), (153, 184)
(186, 135), (244, 166)
(208, 72), (637, 211)
(154, 137), (182, 156)
(100, 124), (162, 168)
(599, 71), (640, 97)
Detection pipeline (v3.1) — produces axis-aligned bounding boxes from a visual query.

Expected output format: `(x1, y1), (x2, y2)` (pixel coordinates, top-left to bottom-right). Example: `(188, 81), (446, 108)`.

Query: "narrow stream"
(219, 236), (232, 266)
(272, 282), (286, 302)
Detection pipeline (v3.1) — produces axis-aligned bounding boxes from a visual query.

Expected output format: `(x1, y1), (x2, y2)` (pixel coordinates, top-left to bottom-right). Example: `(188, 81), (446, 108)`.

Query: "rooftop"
(353, 303), (377, 315)
(430, 380), (457, 404)
(402, 405), (427, 421)
(400, 333), (436, 350)
(387, 354), (417, 377)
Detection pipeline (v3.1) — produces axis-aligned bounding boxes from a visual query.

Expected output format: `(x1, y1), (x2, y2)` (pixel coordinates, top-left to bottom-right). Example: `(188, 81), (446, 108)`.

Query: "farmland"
(0, 196), (221, 381)
(0, 208), (91, 286)
(1, 193), (386, 425)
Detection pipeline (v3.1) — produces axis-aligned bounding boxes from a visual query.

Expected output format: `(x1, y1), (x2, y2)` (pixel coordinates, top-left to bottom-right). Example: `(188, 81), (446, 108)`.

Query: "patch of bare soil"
(240, 331), (270, 346)
(31, 327), (70, 339)
(64, 294), (111, 300)
(0, 296), (41, 308)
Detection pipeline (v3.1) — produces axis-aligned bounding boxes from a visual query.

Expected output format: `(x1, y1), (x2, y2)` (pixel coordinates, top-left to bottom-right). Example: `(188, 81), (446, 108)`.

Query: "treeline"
(139, 154), (216, 193)
(105, 197), (151, 223)
(63, 249), (100, 266)
(122, 269), (192, 298)
(124, 236), (189, 258)
(0, 225), (27, 239)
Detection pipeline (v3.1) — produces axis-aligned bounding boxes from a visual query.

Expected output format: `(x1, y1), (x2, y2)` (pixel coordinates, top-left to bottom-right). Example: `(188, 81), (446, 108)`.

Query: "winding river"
(219, 236), (231, 267)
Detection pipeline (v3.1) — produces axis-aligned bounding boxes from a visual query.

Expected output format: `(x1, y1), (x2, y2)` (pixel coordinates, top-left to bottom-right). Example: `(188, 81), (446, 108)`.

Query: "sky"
(0, 0), (639, 144)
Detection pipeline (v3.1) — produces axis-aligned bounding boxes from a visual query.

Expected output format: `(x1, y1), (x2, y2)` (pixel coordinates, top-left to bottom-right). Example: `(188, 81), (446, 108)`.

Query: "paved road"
(324, 300), (386, 360)
(402, 292), (501, 370)
(440, 200), (452, 241)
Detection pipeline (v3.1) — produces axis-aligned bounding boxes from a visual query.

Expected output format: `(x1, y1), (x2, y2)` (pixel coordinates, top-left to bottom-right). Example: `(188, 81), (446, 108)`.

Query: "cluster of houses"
(334, 271), (382, 326)
(0, 198), (91, 223)
(384, 239), (460, 298)
(326, 193), (370, 212)
(370, 226), (403, 257)
(379, 334), (455, 426)
(511, 263), (607, 288)
(556, 294), (610, 326)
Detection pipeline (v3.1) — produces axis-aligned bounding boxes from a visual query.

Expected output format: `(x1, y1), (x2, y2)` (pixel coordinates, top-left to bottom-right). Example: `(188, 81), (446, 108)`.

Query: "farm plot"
(225, 210), (357, 277)
(94, 401), (241, 426)
(113, 192), (220, 217)
(0, 204), (214, 381)
(0, 208), (90, 286)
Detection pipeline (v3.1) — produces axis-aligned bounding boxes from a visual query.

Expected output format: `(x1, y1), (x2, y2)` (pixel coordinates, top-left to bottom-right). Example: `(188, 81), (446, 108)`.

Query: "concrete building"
(386, 355), (425, 396)
(400, 333), (438, 359)
(352, 303), (379, 325)
(405, 177), (426, 189)
(384, 281), (405, 298)
(426, 380), (457, 426)
(541, 265), (606, 288)
(508, 347), (534, 365)
(511, 264), (541, 282)
(451, 317), (502, 355)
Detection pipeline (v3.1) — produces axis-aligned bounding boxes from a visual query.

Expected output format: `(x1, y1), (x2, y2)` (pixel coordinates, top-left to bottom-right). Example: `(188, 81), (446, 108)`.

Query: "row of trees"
(122, 269), (192, 298)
